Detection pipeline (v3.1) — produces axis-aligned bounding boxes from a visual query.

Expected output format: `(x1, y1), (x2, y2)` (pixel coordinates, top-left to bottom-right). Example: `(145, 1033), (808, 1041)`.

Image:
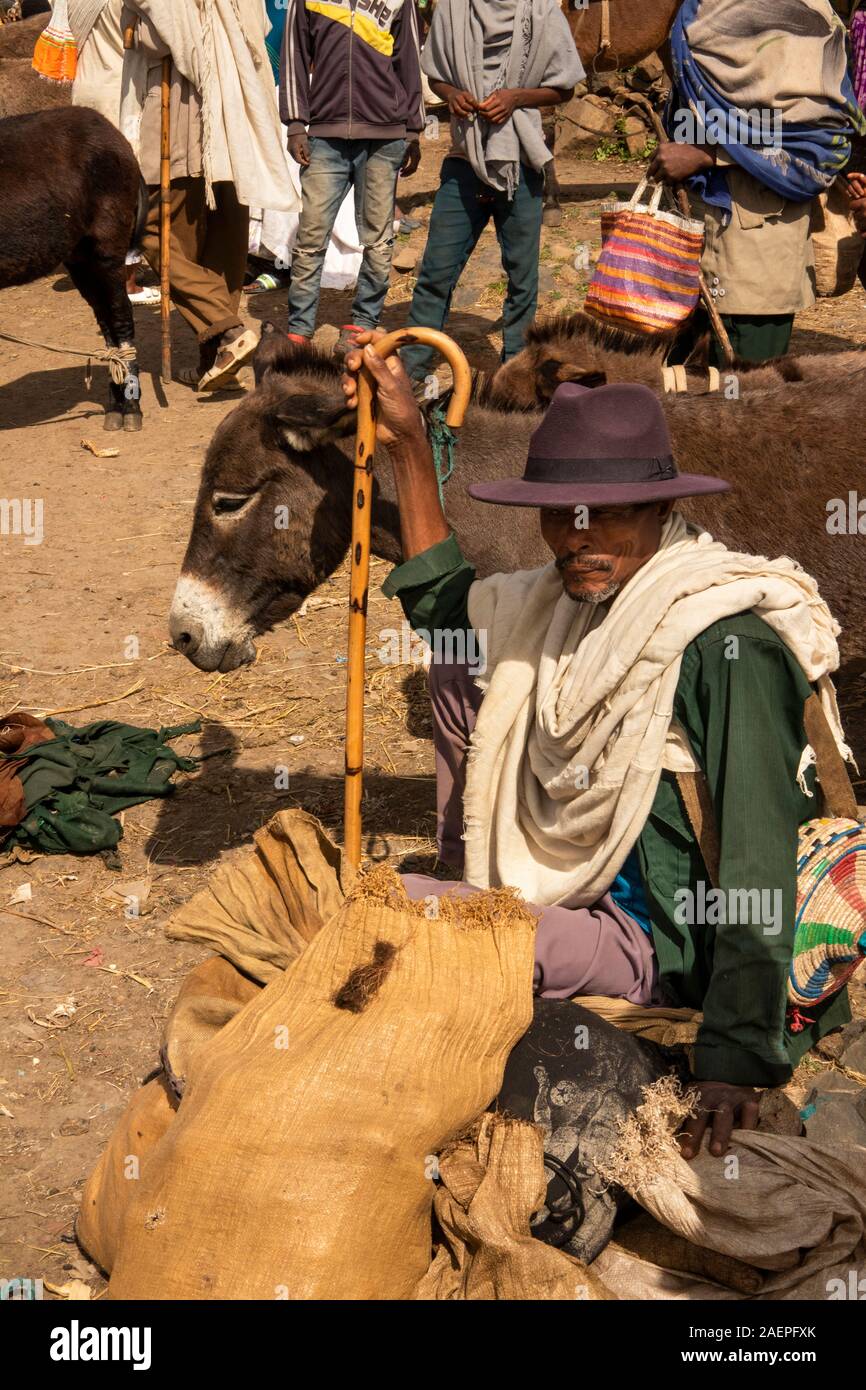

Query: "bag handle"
(628, 177), (665, 215)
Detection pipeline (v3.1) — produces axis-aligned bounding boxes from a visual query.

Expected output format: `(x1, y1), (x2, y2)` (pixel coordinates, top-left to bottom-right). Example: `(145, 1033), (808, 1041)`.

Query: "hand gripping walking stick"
(344, 328), (472, 870)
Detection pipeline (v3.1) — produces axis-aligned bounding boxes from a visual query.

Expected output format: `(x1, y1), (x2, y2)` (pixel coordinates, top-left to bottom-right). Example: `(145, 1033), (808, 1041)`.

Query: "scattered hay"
(595, 1073), (698, 1195)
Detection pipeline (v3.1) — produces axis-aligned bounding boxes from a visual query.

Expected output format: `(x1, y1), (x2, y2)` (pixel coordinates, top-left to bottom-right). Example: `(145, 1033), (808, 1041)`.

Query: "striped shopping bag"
(584, 177), (704, 336)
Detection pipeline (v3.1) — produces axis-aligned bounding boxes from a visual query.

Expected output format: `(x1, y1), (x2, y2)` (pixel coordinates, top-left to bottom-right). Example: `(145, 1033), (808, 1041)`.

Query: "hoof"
(103, 410), (124, 432)
(542, 206), (563, 228)
(122, 411), (143, 432)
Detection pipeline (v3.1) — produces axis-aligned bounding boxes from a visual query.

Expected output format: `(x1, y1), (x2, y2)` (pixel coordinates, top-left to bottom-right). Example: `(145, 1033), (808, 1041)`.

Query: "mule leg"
(541, 116), (562, 228)
(65, 256), (142, 432)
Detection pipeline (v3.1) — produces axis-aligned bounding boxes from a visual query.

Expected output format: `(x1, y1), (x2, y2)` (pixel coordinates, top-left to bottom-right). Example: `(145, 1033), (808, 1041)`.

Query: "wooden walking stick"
(158, 53), (172, 383)
(344, 328), (472, 870)
(124, 22), (172, 381)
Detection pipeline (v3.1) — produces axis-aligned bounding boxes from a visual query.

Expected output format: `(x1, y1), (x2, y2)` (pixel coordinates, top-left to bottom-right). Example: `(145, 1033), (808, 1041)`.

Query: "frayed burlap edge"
(595, 1074), (698, 1195)
(349, 863), (538, 931)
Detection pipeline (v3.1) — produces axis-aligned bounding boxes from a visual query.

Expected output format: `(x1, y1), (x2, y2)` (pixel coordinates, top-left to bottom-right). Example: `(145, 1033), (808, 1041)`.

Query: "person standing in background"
(657, 0), (865, 365)
(68, 0), (158, 302)
(117, 0), (293, 390)
(280, 0), (424, 356)
(399, 0), (582, 385)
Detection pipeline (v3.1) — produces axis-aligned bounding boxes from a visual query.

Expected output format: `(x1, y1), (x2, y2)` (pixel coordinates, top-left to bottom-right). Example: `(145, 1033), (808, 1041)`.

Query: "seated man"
(342, 334), (854, 1160)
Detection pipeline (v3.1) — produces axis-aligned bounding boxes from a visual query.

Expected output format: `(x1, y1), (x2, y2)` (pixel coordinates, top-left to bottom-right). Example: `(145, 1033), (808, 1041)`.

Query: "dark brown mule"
(0, 106), (145, 429)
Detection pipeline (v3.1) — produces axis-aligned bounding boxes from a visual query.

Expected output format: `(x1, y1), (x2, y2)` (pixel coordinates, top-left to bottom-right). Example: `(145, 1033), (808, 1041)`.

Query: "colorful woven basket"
(584, 177), (704, 337)
(31, 0), (77, 84)
(790, 817), (866, 1012)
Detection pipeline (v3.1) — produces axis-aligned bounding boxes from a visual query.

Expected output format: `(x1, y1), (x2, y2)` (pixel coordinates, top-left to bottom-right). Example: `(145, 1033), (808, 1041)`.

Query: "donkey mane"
(262, 337), (344, 381)
(523, 310), (676, 358)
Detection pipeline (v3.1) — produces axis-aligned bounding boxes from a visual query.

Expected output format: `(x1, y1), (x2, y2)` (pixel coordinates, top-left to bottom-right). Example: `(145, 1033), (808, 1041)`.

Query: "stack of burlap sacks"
(77, 811), (866, 1301)
(77, 811), (607, 1300)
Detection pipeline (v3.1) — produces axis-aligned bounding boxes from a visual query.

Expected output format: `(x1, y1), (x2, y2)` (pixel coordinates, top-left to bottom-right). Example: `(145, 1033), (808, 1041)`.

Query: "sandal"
(243, 270), (291, 295)
(198, 328), (259, 392)
(129, 286), (161, 305)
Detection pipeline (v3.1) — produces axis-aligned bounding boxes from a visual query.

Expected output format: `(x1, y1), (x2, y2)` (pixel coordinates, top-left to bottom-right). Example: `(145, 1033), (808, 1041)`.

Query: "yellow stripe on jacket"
(306, 1), (395, 56)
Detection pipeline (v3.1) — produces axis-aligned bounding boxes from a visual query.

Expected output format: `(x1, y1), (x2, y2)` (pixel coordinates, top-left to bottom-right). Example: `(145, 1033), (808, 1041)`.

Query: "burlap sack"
(166, 809), (353, 983)
(577, 995), (700, 1049)
(105, 885), (536, 1300)
(413, 1112), (613, 1300)
(812, 179), (864, 298)
(162, 954), (262, 1097)
(77, 1074), (177, 1276)
(592, 1078), (866, 1300)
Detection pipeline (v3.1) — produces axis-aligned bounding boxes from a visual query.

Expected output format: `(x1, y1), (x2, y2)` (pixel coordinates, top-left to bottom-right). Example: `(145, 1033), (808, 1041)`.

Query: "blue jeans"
(287, 135), (406, 337)
(401, 157), (544, 380)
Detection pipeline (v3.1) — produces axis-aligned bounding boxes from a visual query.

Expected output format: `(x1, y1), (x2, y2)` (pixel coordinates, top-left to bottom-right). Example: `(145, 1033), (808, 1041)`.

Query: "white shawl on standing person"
(118, 0), (292, 211)
(422, 0), (584, 196)
(462, 513), (850, 909)
(67, 0), (111, 46)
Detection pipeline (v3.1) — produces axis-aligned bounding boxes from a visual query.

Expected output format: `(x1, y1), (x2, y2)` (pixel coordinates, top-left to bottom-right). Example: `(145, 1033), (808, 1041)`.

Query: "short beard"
(565, 579), (621, 606)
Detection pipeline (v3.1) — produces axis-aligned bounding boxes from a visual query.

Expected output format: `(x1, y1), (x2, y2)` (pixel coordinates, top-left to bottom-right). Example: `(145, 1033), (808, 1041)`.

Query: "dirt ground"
(2, 143), (866, 1299)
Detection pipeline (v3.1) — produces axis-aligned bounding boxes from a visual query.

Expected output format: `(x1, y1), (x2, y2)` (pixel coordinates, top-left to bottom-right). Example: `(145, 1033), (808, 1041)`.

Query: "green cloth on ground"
(1, 719), (201, 855)
(383, 535), (850, 1086)
(667, 309), (795, 366)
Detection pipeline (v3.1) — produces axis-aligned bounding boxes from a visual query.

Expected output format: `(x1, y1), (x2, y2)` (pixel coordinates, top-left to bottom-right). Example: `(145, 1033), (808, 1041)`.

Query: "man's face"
(539, 501), (675, 605)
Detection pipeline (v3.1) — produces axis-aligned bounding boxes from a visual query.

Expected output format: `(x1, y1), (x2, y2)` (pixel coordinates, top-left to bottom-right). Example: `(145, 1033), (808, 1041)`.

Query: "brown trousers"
(140, 178), (249, 344)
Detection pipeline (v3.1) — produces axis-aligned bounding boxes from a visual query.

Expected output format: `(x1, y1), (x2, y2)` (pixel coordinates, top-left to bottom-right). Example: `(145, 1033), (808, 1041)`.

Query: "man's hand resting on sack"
(678, 1080), (761, 1160)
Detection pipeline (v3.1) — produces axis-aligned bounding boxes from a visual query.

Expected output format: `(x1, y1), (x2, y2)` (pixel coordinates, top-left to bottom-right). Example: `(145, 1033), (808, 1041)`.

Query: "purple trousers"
(401, 660), (658, 1004)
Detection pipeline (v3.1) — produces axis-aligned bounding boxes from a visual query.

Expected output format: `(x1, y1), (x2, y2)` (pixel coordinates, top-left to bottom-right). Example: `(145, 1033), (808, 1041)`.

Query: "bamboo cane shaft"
(159, 54), (172, 384)
(345, 328), (472, 869)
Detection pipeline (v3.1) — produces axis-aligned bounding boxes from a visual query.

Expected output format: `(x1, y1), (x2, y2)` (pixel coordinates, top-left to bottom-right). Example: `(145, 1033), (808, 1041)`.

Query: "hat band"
(524, 455), (678, 484)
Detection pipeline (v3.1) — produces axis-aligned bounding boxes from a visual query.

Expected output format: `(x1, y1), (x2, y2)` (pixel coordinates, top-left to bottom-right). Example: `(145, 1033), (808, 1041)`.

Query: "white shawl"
(119, 0), (292, 211)
(422, 0), (584, 195)
(463, 513), (849, 908)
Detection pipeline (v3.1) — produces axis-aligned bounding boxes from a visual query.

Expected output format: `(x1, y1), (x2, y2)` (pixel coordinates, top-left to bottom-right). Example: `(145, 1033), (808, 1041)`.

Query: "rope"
(427, 402), (458, 507)
(0, 331), (137, 384)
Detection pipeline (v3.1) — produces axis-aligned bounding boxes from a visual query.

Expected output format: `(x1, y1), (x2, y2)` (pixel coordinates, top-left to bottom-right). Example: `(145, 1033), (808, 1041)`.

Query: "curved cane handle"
(363, 327), (473, 426)
(345, 328), (471, 870)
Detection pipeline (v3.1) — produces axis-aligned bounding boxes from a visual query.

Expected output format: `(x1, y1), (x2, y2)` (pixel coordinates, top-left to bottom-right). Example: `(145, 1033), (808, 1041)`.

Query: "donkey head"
(168, 331), (357, 672)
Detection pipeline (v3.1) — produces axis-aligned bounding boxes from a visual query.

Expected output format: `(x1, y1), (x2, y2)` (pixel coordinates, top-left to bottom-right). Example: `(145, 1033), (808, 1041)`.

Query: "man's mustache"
(555, 554), (615, 575)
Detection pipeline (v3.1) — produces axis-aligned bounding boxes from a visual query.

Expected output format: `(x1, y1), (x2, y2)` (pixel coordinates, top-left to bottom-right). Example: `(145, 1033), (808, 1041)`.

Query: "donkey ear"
(537, 358), (608, 398)
(268, 378), (355, 453)
(253, 321), (288, 386)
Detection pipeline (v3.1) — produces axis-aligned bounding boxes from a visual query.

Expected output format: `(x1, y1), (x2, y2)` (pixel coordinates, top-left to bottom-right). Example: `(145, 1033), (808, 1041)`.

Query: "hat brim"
(466, 474), (732, 508)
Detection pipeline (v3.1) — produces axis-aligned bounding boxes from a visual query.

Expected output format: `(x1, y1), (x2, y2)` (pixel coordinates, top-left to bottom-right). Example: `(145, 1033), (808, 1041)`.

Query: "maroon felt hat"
(468, 382), (731, 508)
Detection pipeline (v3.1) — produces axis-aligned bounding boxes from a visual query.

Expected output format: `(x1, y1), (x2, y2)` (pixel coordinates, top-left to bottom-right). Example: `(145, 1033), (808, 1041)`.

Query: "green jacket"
(383, 535), (850, 1087)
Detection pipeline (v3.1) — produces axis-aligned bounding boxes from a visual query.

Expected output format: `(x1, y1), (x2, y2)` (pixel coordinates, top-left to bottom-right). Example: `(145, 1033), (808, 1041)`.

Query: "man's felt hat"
(468, 382), (731, 508)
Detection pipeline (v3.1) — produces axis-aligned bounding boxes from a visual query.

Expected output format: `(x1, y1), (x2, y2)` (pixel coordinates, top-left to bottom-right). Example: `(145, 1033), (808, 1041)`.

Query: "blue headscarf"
(666, 0), (866, 223)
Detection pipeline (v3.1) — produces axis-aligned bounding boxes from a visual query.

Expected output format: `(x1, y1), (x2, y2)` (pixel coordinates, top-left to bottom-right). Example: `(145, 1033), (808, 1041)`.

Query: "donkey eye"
(212, 493), (254, 516)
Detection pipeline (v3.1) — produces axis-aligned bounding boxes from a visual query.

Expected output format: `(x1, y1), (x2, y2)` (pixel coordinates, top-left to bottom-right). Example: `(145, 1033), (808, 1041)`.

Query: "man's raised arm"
(342, 335), (449, 559)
